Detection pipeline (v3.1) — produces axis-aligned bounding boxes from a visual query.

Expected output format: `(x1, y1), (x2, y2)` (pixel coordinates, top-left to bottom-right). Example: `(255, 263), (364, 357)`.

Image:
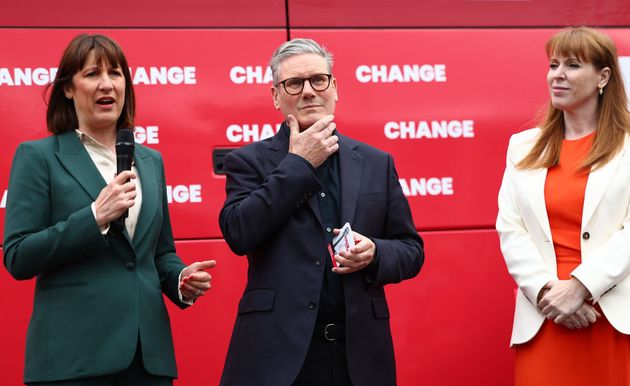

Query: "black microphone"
(114, 129), (135, 228)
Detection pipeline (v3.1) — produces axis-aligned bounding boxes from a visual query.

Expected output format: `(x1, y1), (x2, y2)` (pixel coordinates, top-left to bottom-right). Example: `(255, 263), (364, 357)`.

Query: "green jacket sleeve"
(3, 142), (109, 280)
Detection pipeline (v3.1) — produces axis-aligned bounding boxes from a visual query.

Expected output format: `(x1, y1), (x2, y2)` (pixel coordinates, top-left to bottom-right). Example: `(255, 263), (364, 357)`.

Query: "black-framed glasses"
(276, 74), (332, 95)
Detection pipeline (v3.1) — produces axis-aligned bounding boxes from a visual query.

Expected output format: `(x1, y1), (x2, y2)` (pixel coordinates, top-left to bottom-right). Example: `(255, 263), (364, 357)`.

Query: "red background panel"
(0, 1), (285, 27)
(387, 230), (515, 385)
(289, 0), (630, 27)
(3, 0), (629, 28)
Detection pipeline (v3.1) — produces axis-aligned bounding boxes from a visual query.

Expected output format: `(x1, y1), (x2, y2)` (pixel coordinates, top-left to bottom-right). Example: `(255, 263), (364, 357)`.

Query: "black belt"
(313, 323), (345, 341)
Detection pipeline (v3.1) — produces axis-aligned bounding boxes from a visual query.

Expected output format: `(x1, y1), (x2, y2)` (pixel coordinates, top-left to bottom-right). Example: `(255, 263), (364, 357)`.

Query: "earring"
(598, 85), (604, 95)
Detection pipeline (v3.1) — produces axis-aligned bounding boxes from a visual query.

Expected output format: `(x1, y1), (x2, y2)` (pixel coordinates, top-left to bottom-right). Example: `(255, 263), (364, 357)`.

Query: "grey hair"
(269, 38), (334, 84)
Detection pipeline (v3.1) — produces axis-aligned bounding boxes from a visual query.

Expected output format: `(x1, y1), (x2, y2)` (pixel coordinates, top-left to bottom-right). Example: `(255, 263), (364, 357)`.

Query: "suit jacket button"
(125, 262), (136, 271)
(308, 302), (316, 310)
(315, 259), (322, 267)
(582, 232), (590, 240)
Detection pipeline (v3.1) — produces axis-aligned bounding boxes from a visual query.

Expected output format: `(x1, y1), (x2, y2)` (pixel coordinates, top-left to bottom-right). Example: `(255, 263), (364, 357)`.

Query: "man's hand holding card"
(331, 222), (376, 275)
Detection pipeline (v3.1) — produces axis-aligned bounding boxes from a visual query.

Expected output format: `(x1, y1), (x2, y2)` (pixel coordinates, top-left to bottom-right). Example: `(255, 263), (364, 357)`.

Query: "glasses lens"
(310, 74), (330, 90)
(284, 78), (304, 94)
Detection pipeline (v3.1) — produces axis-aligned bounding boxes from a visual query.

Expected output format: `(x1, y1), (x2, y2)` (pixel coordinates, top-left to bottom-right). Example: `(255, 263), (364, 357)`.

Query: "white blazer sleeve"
(496, 134), (557, 305)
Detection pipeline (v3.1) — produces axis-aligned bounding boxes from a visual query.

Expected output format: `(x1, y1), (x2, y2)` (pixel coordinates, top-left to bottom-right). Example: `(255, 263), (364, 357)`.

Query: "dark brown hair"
(518, 27), (630, 171)
(46, 34), (135, 134)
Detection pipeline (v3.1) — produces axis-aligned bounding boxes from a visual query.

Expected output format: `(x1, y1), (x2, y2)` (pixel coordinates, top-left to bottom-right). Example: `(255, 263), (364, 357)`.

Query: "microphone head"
(116, 129), (135, 157)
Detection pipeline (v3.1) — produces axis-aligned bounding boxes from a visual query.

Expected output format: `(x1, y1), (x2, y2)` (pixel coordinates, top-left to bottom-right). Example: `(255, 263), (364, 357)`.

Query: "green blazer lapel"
(133, 145), (158, 245)
(54, 131), (106, 201)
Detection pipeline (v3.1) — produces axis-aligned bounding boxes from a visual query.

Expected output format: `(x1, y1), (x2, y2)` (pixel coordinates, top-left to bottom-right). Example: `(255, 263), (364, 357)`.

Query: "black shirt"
(314, 152), (345, 323)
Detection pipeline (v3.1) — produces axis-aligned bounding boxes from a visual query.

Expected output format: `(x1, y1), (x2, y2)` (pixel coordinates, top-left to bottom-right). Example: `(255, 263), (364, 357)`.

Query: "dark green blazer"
(3, 131), (188, 383)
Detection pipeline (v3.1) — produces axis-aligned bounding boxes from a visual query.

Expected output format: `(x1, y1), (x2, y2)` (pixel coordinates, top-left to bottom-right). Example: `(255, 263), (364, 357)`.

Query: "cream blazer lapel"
(522, 167), (553, 244)
(582, 139), (627, 228)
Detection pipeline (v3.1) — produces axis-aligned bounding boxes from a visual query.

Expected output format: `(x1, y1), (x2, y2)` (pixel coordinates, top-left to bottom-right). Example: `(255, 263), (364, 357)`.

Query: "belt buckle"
(324, 323), (336, 342)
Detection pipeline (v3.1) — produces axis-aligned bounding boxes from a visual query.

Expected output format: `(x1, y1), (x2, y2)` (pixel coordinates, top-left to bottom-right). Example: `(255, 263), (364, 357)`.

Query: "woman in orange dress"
(496, 27), (630, 386)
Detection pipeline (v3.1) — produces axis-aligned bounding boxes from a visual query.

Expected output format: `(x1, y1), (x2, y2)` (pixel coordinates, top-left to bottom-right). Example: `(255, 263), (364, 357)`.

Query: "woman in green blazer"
(3, 34), (215, 386)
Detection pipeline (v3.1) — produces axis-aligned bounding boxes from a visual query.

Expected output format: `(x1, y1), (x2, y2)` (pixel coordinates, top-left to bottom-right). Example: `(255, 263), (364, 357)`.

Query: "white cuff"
(178, 269), (194, 306)
(91, 202), (110, 235)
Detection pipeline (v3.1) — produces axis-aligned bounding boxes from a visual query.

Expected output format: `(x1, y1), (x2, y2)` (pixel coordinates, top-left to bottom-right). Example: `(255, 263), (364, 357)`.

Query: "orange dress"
(514, 132), (630, 386)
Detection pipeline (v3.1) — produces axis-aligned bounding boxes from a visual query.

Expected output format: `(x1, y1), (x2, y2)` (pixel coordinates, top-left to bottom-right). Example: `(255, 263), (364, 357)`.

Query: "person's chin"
(296, 120), (315, 131)
(551, 100), (569, 111)
(297, 113), (324, 129)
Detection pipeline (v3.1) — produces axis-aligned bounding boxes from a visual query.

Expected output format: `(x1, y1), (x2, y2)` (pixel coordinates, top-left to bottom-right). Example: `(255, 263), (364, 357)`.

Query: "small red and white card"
(332, 222), (355, 254)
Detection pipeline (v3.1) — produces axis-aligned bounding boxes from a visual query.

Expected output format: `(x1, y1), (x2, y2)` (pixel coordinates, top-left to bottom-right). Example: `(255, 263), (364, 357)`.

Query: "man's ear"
(271, 86), (280, 110)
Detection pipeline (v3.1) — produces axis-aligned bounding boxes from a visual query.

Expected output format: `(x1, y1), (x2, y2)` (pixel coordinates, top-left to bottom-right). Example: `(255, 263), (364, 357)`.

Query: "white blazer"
(496, 128), (630, 345)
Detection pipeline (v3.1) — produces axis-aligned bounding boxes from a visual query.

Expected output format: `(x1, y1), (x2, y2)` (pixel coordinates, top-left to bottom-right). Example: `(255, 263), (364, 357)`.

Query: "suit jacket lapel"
(338, 134), (363, 224)
(269, 124), (323, 224)
(268, 123), (290, 168)
(55, 131), (106, 201)
(132, 146), (158, 245)
(524, 167), (553, 241)
(583, 138), (628, 226)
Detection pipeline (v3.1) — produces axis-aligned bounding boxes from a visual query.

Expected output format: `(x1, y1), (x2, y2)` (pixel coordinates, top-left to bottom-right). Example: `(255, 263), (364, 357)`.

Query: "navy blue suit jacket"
(219, 125), (423, 386)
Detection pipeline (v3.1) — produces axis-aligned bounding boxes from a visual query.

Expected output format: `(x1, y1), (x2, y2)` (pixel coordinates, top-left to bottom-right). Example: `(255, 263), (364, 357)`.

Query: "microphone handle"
(116, 154), (132, 175)
(114, 154), (132, 228)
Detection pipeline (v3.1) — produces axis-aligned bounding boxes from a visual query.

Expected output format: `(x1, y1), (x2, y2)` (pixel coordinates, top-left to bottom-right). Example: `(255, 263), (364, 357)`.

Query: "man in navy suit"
(219, 38), (424, 386)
